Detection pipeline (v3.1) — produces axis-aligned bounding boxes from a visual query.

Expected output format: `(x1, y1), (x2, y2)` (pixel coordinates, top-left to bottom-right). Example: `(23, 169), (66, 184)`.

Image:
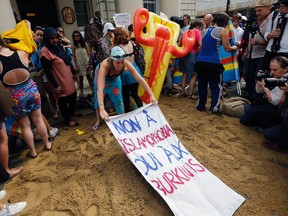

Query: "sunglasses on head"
(112, 54), (127, 59)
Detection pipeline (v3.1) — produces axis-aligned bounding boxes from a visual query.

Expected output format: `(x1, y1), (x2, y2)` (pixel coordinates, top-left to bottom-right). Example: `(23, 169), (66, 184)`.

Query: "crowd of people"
(0, 1), (287, 213)
(172, 0), (287, 152)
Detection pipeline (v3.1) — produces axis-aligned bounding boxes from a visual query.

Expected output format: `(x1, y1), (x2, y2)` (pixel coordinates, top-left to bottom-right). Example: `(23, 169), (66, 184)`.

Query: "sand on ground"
(1, 95), (288, 216)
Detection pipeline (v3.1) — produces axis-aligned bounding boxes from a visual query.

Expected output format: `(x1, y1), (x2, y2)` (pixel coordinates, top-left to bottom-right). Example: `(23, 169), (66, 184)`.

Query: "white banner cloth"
(106, 104), (245, 216)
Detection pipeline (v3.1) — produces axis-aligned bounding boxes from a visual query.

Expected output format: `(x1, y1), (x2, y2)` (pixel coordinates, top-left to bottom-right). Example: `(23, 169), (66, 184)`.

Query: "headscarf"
(43, 27), (71, 65)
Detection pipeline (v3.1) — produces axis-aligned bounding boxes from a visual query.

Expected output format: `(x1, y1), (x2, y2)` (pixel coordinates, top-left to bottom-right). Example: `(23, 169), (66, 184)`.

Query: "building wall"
(159, 0), (196, 20)
(0, 0), (16, 32)
(160, 0), (181, 18)
(55, 0), (78, 42)
(180, 0), (196, 19)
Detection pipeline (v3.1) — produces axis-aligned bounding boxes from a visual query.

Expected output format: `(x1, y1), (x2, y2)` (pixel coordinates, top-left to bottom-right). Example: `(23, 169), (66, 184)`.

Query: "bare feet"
(7, 167), (23, 178)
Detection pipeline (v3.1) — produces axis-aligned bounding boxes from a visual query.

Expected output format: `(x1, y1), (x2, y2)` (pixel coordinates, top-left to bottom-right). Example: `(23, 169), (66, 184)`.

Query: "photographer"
(262, 0), (288, 70)
(263, 82), (288, 153)
(240, 56), (287, 129)
(242, 0), (271, 101)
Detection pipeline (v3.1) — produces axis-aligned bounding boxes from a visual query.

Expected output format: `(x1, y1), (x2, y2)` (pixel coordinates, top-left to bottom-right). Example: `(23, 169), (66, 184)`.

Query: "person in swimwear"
(0, 25), (52, 158)
(92, 46), (158, 131)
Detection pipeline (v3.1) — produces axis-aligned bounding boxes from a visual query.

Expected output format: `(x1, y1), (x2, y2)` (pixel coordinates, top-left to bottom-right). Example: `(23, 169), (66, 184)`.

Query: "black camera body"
(170, 16), (184, 28)
(265, 74), (288, 87)
(246, 19), (259, 36)
(255, 70), (271, 81)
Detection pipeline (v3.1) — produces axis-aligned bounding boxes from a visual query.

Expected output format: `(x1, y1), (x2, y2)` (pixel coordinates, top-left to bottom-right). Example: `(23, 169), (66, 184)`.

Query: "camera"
(265, 74), (288, 87)
(255, 70), (271, 81)
(170, 16), (184, 28)
(246, 19), (259, 36)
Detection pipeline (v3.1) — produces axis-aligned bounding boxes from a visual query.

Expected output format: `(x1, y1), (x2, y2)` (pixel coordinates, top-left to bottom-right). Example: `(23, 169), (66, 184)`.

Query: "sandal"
(27, 152), (38, 159)
(46, 142), (53, 151)
(178, 93), (187, 98)
(92, 122), (102, 131)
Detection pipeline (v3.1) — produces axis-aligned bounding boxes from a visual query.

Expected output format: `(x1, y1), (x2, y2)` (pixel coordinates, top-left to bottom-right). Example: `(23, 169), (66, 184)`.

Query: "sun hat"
(255, 0), (273, 7)
(110, 46), (126, 60)
(103, 22), (116, 36)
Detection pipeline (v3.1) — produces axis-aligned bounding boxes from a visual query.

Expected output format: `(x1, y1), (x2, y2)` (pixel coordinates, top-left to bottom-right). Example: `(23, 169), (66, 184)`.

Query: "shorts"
(6, 79), (41, 120)
(179, 52), (197, 76)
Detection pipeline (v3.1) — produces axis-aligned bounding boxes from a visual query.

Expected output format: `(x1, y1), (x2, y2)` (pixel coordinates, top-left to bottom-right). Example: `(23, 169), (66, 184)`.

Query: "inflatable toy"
(133, 8), (195, 103)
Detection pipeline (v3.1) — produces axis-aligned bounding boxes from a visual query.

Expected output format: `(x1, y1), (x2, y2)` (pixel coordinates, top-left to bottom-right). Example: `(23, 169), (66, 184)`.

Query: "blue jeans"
(264, 111), (288, 147)
(240, 103), (282, 128)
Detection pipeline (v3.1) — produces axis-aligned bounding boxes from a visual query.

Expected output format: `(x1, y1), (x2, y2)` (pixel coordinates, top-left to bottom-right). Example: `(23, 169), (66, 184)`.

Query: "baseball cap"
(241, 16), (247, 21)
(103, 22), (116, 36)
(110, 46), (126, 60)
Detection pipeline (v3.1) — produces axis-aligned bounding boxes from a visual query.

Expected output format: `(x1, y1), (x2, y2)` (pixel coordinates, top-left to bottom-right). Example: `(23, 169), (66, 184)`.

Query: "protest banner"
(114, 13), (130, 27)
(106, 104), (245, 216)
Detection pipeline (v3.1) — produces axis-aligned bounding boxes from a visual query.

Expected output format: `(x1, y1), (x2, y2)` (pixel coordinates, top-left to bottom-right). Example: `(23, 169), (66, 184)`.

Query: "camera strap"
(270, 10), (279, 31)
(271, 14), (287, 53)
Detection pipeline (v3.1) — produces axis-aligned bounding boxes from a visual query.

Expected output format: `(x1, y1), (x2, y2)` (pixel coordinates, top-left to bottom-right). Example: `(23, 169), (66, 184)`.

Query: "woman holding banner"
(92, 46), (158, 131)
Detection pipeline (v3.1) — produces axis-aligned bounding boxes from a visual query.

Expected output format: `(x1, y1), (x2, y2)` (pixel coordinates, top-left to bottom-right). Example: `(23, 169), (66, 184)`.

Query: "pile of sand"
(2, 95), (288, 216)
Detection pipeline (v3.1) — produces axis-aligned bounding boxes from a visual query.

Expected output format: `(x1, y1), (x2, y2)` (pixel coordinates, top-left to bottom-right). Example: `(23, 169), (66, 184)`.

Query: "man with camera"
(262, 0), (288, 70)
(242, 0), (272, 101)
(240, 56), (287, 130)
(262, 57), (288, 152)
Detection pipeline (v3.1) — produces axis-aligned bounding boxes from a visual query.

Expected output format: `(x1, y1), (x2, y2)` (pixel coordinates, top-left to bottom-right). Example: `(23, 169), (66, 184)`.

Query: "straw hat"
(255, 0), (273, 7)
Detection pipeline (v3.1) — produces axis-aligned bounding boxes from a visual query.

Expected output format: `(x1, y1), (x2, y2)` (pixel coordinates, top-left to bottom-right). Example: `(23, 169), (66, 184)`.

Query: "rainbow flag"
(220, 21), (240, 83)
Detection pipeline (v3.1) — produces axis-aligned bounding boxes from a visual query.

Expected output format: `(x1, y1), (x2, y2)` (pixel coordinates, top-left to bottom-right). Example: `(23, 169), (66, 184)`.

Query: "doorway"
(16, 0), (59, 29)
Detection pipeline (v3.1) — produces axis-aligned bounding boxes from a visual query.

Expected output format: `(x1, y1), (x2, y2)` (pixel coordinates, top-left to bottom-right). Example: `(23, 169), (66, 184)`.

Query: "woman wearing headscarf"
(40, 27), (79, 127)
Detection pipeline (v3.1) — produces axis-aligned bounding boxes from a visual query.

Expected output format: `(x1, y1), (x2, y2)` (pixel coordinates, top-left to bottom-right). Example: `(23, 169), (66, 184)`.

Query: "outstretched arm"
(97, 62), (109, 120)
(126, 61), (158, 105)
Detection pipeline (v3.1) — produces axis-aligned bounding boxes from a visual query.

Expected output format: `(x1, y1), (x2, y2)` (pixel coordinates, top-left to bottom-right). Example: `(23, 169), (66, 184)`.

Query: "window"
(143, 0), (156, 13)
(73, 0), (88, 26)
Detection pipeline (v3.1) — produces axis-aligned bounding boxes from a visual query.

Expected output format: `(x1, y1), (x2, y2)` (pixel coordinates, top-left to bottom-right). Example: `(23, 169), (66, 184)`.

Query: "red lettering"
(188, 159), (206, 172)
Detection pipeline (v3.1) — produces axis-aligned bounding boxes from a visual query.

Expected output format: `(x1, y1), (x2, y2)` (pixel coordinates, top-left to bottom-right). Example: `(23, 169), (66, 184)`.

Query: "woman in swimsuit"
(92, 46), (158, 131)
(0, 35), (52, 158)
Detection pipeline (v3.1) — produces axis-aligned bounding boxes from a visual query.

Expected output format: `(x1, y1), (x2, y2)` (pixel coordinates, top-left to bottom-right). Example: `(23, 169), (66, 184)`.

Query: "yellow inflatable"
(1, 20), (37, 54)
(133, 8), (195, 103)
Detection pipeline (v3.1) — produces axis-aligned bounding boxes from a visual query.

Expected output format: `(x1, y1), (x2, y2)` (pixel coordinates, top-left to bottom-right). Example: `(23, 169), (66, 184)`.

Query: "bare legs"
(181, 73), (188, 95)
(0, 124), (23, 176)
(18, 109), (52, 157)
(86, 74), (94, 92)
(92, 108), (102, 131)
(79, 75), (94, 96)
(188, 74), (197, 96)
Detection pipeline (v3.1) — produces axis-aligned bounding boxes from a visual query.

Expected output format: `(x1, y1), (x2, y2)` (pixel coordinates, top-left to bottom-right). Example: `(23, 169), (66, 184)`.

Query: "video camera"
(170, 16), (184, 28)
(255, 70), (271, 81)
(265, 74), (288, 87)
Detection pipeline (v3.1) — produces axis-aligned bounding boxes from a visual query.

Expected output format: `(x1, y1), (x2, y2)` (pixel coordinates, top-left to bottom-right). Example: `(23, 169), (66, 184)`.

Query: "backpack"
(131, 40), (146, 73)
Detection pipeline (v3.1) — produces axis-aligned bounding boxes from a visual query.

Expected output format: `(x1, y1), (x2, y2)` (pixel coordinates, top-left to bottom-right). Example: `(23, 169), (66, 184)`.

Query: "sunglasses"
(112, 54), (127, 59)
(58, 30), (64, 33)
(73, 35), (80, 38)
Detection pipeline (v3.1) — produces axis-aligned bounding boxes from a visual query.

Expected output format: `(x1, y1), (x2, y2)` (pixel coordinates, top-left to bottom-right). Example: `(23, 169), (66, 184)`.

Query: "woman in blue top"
(196, 12), (238, 114)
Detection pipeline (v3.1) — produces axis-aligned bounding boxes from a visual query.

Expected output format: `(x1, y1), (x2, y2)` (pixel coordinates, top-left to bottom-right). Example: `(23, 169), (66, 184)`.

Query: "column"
(0, 0), (16, 33)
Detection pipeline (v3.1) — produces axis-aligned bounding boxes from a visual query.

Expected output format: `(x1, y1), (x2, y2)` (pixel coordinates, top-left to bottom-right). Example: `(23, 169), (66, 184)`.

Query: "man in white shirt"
(262, 0), (288, 70)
